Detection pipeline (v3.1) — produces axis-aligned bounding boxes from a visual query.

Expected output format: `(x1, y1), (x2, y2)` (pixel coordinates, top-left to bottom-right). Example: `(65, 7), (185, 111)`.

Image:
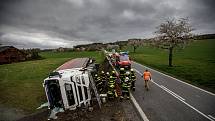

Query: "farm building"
(0, 46), (27, 64)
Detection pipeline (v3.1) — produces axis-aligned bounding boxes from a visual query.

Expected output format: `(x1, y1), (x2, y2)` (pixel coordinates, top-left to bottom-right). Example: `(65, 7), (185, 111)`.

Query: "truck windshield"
(45, 79), (63, 109)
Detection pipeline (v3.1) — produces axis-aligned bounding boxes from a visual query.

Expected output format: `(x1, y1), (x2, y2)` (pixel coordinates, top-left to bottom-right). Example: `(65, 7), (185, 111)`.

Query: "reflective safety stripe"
(108, 91), (113, 94)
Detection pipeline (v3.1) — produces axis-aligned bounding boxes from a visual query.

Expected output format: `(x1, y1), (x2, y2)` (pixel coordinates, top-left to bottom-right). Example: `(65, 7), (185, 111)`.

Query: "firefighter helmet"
(125, 77), (129, 82)
(120, 68), (125, 71)
(126, 71), (130, 75)
(130, 69), (134, 72)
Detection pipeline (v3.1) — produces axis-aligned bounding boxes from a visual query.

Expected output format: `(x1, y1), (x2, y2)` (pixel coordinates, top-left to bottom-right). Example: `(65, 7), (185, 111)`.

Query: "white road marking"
(133, 61), (215, 96)
(134, 68), (185, 101)
(209, 115), (215, 120)
(130, 93), (150, 121)
(160, 85), (185, 101)
(134, 68), (214, 121)
(133, 68), (142, 76)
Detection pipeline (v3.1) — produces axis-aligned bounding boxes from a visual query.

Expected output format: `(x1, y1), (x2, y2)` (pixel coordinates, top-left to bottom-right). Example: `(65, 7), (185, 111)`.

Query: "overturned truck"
(41, 58), (100, 119)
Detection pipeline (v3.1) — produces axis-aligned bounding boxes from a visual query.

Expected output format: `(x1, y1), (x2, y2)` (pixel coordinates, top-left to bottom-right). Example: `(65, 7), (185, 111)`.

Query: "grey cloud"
(0, 0), (214, 48)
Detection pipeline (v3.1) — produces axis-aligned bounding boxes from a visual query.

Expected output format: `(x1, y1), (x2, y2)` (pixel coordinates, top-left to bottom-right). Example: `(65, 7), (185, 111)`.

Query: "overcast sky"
(0, 0), (214, 49)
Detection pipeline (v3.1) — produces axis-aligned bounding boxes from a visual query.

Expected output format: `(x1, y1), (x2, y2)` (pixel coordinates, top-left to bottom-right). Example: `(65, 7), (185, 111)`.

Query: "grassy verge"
(0, 51), (104, 113)
(127, 39), (215, 92)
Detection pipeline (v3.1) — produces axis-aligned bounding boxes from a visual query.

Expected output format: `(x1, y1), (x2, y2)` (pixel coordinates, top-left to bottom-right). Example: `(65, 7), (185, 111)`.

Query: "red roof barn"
(0, 46), (27, 64)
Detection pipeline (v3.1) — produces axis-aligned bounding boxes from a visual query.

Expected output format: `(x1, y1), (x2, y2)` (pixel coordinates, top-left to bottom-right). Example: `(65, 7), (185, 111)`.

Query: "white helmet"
(120, 68), (124, 71)
(125, 77), (129, 82)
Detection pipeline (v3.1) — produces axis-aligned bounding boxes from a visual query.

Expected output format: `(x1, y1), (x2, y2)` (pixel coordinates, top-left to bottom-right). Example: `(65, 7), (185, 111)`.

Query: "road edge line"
(130, 93), (149, 121)
(208, 115), (215, 120)
(133, 61), (215, 96)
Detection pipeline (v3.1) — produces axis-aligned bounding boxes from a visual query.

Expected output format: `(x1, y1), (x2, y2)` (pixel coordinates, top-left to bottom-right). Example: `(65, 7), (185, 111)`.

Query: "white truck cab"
(44, 68), (92, 110)
(41, 58), (101, 120)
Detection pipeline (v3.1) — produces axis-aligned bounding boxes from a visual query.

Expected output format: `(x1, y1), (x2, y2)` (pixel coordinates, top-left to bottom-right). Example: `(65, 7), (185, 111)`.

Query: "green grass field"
(128, 39), (215, 91)
(0, 51), (104, 113)
(0, 39), (214, 114)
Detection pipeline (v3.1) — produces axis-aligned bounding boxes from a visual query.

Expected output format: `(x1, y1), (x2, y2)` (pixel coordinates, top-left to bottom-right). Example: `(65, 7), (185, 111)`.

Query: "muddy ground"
(17, 99), (141, 121)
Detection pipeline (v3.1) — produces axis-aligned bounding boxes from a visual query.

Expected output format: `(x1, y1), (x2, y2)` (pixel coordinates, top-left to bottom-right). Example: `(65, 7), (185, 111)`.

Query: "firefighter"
(112, 70), (120, 84)
(111, 70), (116, 77)
(112, 70), (121, 97)
(106, 72), (110, 84)
(119, 68), (125, 83)
(103, 72), (110, 93)
(143, 69), (152, 91)
(111, 71), (116, 81)
(106, 72), (110, 79)
(121, 76), (131, 99)
(100, 71), (107, 92)
(96, 76), (103, 93)
(101, 71), (106, 81)
(107, 76), (115, 98)
(94, 74), (98, 81)
(130, 69), (136, 91)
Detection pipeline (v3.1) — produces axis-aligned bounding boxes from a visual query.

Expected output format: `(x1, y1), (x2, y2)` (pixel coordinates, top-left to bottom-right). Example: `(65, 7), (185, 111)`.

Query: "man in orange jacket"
(143, 69), (151, 91)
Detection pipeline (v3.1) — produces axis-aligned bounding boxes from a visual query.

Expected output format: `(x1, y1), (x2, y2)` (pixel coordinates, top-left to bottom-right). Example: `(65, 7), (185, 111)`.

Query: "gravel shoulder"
(17, 99), (141, 121)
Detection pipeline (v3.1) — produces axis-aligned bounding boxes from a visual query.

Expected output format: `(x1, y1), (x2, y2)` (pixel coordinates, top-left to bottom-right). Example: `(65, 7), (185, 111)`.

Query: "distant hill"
(73, 34), (215, 51)
(194, 34), (215, 40)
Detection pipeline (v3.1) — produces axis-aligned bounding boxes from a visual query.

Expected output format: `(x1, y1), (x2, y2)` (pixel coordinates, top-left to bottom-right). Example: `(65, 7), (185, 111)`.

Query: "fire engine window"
(84, 86), (88, 99)
(78, 86), (83, 101)
(82, 76), (85, 85)
(65, 84), (75, 106)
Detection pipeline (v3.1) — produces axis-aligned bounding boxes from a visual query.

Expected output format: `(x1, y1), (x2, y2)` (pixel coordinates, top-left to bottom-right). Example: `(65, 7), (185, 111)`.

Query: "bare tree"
(155, 18), (193, 66)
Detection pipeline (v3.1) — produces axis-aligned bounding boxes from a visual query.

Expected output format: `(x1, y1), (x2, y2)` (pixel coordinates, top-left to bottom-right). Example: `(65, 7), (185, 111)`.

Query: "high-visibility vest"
(108, 78), (115, 88)
(143, 71), (151, 80)
(108, 91), (113, 95)
(130, 73), (136, 79)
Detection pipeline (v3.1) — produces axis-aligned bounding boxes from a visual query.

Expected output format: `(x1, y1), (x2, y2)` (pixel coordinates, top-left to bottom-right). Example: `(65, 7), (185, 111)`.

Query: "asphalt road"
(131, 61), (215, 121)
